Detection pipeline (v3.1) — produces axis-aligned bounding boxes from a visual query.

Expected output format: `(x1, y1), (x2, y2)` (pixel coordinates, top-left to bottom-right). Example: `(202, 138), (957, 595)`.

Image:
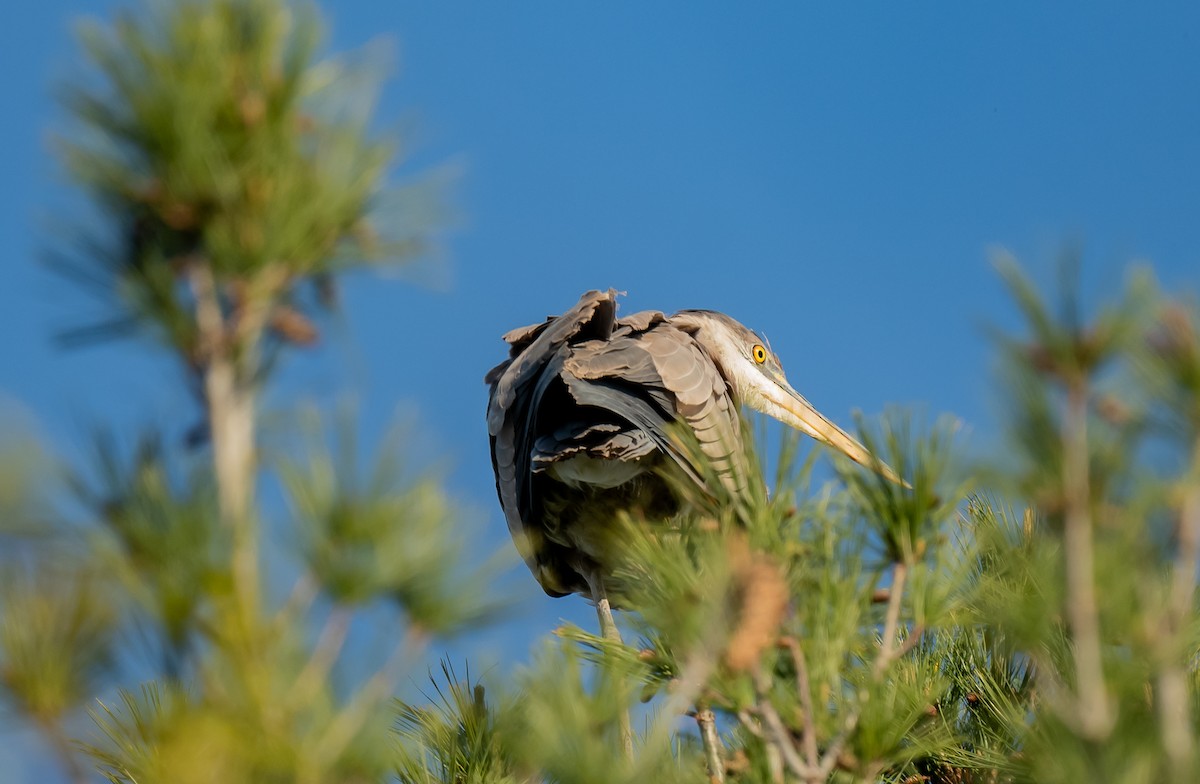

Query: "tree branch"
(695, 706), (725, 783)
(816, 712), (861, 780)
(875, 561), (908, 678)
(293, 605), (352, 705)
(780, 636), (819, 769)
(314, 625), (426, 770)
(41, 717), (89, 784)
(756, 696), (815, 780)
(1158, 433), (1200, 770)
(273, 572), (318, 632)
(736, 710), (783, 784)
(191, 263), (259, 618)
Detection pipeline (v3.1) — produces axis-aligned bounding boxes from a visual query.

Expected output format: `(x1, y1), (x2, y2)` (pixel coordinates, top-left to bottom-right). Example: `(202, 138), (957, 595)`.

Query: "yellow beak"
(759, 376), (908, 488)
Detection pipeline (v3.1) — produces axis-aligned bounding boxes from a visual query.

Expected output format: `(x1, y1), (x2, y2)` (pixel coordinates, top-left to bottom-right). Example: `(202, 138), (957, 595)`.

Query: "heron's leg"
(585, 568), (634, 758)
(587, 569), (623, 646)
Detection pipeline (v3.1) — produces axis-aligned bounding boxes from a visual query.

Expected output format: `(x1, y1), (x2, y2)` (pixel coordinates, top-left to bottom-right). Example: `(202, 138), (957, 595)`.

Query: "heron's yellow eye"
(752, 344), (767, 364)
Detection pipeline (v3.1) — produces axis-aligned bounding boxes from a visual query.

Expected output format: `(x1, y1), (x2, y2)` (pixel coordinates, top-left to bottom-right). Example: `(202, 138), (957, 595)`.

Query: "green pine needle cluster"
(1, 2), (1199, 783)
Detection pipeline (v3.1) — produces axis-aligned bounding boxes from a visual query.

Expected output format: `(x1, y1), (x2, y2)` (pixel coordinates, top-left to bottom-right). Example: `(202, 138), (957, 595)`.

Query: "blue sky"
(3, 1), (1200, 779)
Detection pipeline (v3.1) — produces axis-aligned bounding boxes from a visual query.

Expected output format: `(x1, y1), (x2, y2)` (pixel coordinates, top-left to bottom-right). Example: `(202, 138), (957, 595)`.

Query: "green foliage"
(395, 663), (522, 784)
(0, 421), (57, 547)
(6, 1), (467, 782)
(0, 563), (117, 725)
(75, 433), (228, 675)
(52, 0), (434, 358)
(84, 670), (400, 784)
(278, 407), (508, 633)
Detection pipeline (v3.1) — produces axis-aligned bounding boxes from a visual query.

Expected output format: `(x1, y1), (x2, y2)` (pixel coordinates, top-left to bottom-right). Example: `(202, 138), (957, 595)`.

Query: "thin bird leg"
(587, 568), (624, 646)
(585, 567), (634, 758)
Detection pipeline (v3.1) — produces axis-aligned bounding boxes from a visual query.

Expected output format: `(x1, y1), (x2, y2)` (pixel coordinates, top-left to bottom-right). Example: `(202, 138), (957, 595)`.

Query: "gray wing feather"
(487, 289), (616, 436)
(563, 323), (743, 489)
(636, 325), (747, 491)
(487, 290), (620, 566)
(615, 309), (666, 332)
(532, 423), (656, 467)
(559, 374), (707, 488)
(486, 291), (748, 589)
(487, 290), (632, 480)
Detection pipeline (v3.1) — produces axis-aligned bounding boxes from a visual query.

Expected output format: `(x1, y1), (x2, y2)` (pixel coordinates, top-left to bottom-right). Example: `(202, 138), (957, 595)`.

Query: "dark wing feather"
(487, 292), (748, 598)
(532, 423), (656, 469)
(487, 289), (616, 435)
(486, 289), (619, 573)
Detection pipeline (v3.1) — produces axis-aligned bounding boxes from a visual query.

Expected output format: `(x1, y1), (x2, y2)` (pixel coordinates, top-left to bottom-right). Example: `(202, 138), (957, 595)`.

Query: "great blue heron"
(486, 289), (901, 642)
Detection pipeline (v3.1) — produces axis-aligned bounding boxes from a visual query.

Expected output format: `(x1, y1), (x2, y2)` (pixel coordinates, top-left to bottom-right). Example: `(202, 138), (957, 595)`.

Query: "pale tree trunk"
(192, 263), (260, 619)
(1158, 435), (1200, 774)
(1062, 381), (1111, 740)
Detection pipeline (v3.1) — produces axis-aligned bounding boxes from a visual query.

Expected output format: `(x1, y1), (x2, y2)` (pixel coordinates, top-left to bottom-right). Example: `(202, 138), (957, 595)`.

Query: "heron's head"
(670, 309), (904, 486)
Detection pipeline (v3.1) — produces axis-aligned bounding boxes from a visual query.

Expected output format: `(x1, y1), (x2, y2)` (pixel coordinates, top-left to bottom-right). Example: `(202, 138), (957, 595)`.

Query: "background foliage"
(2, 2), (1198, 783)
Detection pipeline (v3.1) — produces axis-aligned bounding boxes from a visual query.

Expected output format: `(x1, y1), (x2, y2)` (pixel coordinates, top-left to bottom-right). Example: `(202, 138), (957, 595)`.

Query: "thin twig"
(293, 605), (352, 704)
(231, 263), (290, 348)
(757, 697), (814, 780)
(1026, 646), (1074, 726)
(41, 718), (89, 784)
(1157, 667), (1192, 774)
(314, 626), (427, 768)
(695, 706), (725, 783)
(643, 647), (720, 751)
(628, 627), (731, 784)
(780, 637), (819, 769)
(752, 569), (917, 784)
(891, 625), (926, 663)
(1159, 434), (1200, 769)
(776, 561), (917, 782)
(273, 572), (318, 631)
(765, 742), (784, 784)
(875, 561), (908, 678)
(736, 710), (764, 739)
(860, 760), (886, 783)
(736, 711), (783, 784)
(815, 713), (861, 779)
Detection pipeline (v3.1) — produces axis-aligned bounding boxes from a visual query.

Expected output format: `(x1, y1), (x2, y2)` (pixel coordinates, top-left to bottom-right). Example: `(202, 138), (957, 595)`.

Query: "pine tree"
(3, 2), (490, 782)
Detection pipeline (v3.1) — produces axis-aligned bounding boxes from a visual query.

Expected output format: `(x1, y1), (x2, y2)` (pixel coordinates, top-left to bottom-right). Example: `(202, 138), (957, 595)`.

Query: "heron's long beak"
(759, 377), (908, 488)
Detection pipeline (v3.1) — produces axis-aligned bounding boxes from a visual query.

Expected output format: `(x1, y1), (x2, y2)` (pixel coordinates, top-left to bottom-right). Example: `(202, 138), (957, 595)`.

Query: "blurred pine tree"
(1, 2), (1198, 783)
(4, 1), (485, 782)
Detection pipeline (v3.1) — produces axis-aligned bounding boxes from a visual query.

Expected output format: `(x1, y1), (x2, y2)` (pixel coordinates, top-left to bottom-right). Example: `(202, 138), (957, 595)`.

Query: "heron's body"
(486, 289), (901, 600)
